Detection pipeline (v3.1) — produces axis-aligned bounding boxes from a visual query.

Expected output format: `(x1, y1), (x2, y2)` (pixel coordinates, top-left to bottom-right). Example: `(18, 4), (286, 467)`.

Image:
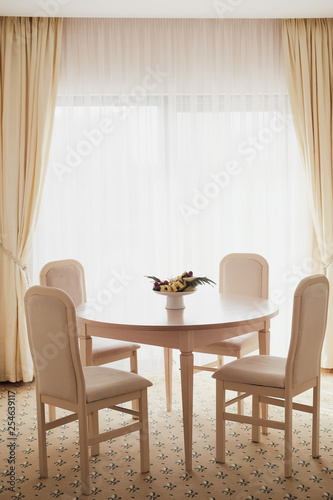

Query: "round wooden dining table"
(77, 289), (278, 471)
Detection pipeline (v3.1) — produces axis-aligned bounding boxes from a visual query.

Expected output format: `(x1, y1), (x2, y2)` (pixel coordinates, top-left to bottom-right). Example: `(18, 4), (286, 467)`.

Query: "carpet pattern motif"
(1, 371), (333, 499)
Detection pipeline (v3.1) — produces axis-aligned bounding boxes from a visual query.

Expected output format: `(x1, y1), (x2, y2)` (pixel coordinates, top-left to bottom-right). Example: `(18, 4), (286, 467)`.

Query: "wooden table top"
(77, 290), (278, 331)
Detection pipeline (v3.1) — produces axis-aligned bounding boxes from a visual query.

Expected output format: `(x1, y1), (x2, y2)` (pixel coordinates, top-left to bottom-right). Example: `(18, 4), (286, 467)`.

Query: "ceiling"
(1, 0), (332, 19)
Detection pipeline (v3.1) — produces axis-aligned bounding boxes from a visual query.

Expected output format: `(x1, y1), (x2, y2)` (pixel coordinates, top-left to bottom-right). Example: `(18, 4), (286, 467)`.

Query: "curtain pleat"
(0, 17), (63, 382)
(282, 19), (333, 368)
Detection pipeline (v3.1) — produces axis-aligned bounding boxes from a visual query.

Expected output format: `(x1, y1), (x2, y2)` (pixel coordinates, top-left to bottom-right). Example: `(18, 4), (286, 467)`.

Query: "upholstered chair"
(25, 285), (152, 496)
(40, 259), (141, 418)
(213, 274), (329, 477)
(193, 253), (268, 413)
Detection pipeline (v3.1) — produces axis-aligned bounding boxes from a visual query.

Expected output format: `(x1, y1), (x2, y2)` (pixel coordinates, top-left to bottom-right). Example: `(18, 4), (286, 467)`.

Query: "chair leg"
(284, 396), (293, 478)
(216, 380), (226, 463)
(130, 350), (139, 413)
(48, 404), (56, 421)
(164, 347), (172, 412)
(37, 398), (48, 478)
(88, 411), (100, 456)
(237, 392), (244, 415)
(236, 354), (244, 415)
(261, 402), (268, 435)
(259, 329), (270, 435)
(252, 394), (260, 443)
(312, 382), (320, 458)
(139, 389), (150, 473)
(130, 349), (138, 374)
(79, 409), (90, 495)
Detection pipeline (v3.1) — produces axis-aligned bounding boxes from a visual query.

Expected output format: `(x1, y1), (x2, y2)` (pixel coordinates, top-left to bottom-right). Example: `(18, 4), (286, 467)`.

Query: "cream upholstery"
(197, 331), (259, 355)
(292, 282), (329, 387)
(83, 366), (151, 402)
(43, 265), (85, 306)
(92, 338), (140, 362)
(24, 285), (152, 496)
(26, 293), (78, 403)
(213, 274), (329, 478)
(193, 254), (268, 414)
(214, 355), (286, 388)
(220, 257), (264, 298)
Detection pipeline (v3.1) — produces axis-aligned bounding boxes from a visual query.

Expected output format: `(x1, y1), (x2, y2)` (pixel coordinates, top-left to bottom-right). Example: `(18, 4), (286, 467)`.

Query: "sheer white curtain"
(33, 18), (312, 371)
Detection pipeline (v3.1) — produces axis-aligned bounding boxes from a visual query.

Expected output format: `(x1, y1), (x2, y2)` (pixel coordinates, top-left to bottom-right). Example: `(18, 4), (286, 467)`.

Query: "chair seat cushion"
(212, 355), (286, 388)
(83, 366), (152, 403)
(194, 331), (258, 355)
(92, 337), (140, 362)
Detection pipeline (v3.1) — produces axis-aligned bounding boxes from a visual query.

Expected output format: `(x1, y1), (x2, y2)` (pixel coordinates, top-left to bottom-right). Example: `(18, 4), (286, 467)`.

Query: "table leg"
(259, 328), (270, 435)
(180, 351), (193, 471)
(79, 335), (93, 367)
(164, 348), (173, 412)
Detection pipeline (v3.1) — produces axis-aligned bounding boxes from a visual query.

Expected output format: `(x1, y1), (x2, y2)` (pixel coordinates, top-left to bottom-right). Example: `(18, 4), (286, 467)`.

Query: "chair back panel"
(220, 253), (268, 299)
(287, 275), (329, 387)
(25, 287), (81, 403)
(41, 262), (85, 306)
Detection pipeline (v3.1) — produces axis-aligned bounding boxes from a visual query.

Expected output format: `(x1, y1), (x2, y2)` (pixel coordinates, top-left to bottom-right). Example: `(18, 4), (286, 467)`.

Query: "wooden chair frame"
(214, 274), (329, 477)
(25, 285), (150, 496)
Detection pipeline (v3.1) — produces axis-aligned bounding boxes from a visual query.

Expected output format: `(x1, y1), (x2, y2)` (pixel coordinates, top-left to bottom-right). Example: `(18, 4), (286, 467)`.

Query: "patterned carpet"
(1, 369), (333, 500)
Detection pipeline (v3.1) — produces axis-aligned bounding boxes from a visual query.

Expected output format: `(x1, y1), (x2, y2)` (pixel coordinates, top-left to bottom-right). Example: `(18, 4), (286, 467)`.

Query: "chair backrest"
(24, 286), (85, 404)
(40, 259), (86, 307)
(286, 274), (329, 388)
(219, 253), (269, 299)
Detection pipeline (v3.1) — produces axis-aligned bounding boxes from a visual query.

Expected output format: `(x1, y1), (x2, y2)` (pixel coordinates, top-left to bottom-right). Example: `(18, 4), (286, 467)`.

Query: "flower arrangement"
(146, 271), (216, 292)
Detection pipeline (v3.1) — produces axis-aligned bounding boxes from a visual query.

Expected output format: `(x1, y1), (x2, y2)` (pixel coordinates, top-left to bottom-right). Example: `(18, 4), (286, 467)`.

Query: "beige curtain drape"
(282, 19), (333, 368)
(0, 17), (63, 382)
